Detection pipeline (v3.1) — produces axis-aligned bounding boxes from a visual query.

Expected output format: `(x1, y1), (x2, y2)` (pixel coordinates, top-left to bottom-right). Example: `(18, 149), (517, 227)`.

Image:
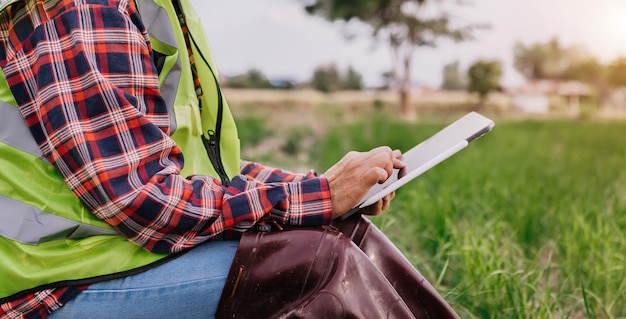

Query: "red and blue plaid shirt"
(0, 0), (332, 317)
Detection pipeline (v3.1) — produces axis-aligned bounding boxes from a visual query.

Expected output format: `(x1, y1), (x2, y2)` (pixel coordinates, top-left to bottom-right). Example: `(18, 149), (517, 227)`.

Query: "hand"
(360, 191), (396, 217)
(322, 146), (404, 219)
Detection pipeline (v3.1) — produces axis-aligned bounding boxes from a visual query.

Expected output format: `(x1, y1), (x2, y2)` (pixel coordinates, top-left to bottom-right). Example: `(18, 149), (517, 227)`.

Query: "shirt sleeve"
(235, 160), (332, 225)
(1, 0), (332, 254)
(239, 160), (320, 183)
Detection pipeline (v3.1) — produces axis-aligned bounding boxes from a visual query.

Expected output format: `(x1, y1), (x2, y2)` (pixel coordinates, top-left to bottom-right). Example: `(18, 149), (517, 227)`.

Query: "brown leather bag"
(216, 216), (459, 319)
(332, 215), (460, 318)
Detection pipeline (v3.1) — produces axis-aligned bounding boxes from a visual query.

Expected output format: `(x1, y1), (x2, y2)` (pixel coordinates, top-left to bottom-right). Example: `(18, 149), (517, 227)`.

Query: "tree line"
(443, 37), (626, 106)
(223, 0), (626, 117)
(222, 64), (364, 93)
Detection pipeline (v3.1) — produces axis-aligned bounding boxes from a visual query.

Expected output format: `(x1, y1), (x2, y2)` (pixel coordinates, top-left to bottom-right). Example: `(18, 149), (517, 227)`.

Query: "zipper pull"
(201, 130), (230, 186)
(206, 130), (217, 148)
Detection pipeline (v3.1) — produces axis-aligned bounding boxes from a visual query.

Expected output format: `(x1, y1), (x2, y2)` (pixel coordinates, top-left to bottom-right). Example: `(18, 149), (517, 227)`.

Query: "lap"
(50, 240), (239, 319)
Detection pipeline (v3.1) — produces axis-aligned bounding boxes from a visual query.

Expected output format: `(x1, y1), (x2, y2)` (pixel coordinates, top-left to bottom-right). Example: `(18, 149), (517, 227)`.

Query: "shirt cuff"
(271, 177), (333, 227)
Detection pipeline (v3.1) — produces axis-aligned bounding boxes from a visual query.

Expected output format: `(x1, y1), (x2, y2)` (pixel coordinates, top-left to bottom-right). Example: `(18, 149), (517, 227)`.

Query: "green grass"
(310, 112), (626, 318)
(234, 115), (274, 149)
(235, 107), (626, 318)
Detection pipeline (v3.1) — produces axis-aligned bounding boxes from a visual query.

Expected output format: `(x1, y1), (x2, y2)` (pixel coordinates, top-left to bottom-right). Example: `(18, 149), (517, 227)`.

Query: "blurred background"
(191, 1), (626, 318)
(193, 0), (626, 88)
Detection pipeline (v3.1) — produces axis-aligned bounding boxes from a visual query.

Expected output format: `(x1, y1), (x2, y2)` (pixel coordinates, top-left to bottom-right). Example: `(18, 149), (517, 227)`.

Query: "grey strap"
(137, 0), (181, 133)
(0, 101), (46, 160)
(0, 194), (117, 245)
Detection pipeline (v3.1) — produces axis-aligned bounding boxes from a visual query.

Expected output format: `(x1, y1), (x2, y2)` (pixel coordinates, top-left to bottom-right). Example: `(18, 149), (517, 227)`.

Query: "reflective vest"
(0, 0), (240, 302)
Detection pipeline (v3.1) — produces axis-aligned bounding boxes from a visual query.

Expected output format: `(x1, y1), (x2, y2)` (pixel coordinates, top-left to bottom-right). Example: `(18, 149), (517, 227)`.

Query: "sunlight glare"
(607, 8), (626, 33)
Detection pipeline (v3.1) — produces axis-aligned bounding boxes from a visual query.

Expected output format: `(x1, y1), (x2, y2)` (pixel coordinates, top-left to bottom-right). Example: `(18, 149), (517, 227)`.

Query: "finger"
(392, 149), (402, 159)
(364, 166), (390, 185)
(381, 192), (396, 211)
(361, 200), (383, 216)
(393, 158), (405, 169)
(371, 146), (394, 162)
(360, 191), (396, 217)
(369, 150), (395, 178)
(392, 150), (405, 169)
(382, 147), (404, 173)
(381, 195), (391, 211)
(366, 146), (396, 166)
(378, 196), (388, 212)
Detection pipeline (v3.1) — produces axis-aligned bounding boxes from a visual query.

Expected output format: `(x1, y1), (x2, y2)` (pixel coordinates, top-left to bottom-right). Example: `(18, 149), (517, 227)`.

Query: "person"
(0, 0), (458, 318)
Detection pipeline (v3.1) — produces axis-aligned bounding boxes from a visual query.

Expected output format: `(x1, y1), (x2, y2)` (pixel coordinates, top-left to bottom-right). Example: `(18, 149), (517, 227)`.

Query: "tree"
(306, 0), (485, 120)
(512, 37), (602, 83)
(467, 60), (502, 107)
(562, 57), (608, 101)
(310, 64), (364, 92)
(608, 57), (626, 88)
(224, 69), (274, 89)
(343, 65), (364, 90)
(513, 37), (567, 81)
(562, 58), (604, 83)
(441, 61), (465, 90)
(311, 64), (342, 92)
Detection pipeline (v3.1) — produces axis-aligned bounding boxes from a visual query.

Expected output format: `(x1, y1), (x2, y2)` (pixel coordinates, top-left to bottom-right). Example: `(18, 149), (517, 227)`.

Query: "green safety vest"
(0, 0), (240, 302)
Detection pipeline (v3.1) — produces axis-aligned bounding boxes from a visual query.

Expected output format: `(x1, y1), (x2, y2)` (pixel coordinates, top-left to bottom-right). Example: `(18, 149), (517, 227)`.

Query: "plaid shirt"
(0, 0), (332, 317)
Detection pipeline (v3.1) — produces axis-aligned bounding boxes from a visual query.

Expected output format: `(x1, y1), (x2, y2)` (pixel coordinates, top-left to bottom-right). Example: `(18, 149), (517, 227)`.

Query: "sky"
(189, 0), (626, 88)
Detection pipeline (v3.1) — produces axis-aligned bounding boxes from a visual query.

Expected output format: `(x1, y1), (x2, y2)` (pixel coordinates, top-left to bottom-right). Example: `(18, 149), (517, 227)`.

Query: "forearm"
(236, 161), (333, 225)
(223, 175), (332, 229)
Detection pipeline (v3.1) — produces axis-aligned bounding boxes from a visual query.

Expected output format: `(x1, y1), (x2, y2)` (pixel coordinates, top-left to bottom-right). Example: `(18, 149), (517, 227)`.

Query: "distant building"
(509, 80), (593, 115)
(511, 92), (549, 114)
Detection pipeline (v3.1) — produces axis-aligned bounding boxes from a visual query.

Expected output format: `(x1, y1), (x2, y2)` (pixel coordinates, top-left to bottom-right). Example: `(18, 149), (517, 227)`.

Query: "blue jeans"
(49, 240), (239, 319)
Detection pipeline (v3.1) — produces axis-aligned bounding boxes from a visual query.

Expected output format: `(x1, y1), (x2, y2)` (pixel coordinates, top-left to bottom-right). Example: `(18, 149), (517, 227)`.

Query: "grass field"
(235, 104), (626, 318)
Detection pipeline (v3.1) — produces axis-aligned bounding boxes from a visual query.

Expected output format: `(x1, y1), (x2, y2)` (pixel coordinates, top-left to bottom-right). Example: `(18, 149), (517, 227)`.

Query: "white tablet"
(341, 111), (494, 219)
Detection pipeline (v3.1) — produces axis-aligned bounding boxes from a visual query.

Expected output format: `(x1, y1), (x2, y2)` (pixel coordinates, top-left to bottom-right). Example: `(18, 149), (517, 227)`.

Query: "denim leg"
(49, 240), (239, 319)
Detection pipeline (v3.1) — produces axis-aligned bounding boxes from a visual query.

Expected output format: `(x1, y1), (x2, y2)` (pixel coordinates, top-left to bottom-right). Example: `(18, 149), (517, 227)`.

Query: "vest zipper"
(202, 129), (230, 186)
(202, 78), (230, 187)
(172, 0), (231, 187)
